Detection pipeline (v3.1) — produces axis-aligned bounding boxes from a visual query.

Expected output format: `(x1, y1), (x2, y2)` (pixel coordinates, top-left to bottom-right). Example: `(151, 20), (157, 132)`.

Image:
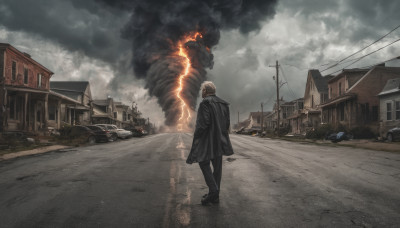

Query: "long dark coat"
(186, 95), (234, 164)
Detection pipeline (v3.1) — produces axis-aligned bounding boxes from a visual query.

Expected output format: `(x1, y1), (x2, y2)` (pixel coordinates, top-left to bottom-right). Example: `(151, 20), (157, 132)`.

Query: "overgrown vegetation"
(305, 123), (376, 140)
(305, 124), (334, 140)
(349, 126), (376, 139)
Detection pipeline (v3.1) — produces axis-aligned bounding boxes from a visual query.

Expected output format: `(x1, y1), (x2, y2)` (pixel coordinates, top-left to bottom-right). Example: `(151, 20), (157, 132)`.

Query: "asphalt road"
(0, 133), (399, 228)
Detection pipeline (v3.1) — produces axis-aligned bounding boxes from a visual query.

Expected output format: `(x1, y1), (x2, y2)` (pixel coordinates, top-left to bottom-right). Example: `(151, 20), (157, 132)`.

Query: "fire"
(175, 32), (202, 131)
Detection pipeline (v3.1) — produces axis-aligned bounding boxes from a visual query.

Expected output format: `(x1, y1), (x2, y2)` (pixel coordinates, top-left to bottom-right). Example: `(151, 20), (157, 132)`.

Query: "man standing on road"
(186, 81), (234, 205)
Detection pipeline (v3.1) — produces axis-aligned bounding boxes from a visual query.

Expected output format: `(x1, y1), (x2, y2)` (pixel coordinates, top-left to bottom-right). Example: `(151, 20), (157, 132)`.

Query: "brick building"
(0, 43), (53, 132)
(321, 66), (400, 133)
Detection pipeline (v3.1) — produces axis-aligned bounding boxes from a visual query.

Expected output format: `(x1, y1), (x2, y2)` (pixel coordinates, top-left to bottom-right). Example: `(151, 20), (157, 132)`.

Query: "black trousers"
(199, 156), (222, 194)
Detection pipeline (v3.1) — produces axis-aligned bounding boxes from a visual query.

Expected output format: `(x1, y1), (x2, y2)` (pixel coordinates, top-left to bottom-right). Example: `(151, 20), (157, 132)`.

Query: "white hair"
(200, 81), (216, 95)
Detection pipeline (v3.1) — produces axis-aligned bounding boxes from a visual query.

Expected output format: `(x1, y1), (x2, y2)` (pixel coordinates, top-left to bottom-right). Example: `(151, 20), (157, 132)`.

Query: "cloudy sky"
(1, 0), (400, 128)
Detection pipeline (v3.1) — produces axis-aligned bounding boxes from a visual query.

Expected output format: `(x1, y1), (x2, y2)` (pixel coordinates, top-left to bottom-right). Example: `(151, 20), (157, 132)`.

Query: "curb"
(0, 145), (72, 161)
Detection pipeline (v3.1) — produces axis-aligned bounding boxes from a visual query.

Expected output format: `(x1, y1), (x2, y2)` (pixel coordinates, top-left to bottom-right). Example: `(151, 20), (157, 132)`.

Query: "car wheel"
(387, 133), (393, 142)
(112, 134), (118, 141)
(88, 136), (96, 144)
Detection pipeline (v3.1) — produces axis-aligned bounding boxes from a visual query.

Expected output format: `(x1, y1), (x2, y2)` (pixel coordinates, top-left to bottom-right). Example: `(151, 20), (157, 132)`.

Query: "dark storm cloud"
(96, 0), (278, 126)
(282, 0), (400, 43)
(0, 0), (130, 66)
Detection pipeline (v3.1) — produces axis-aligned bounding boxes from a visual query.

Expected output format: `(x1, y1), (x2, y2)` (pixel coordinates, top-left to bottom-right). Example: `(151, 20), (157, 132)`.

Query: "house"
(0, 43), (53, 132)
(48, 90), (81, 130)
(49, 81), (93, 126)
(114, 102), (134, 129)
(321, 66), (400, 133)
(263, 112), (275, 132)
(92, 97), (117, 124)
(377, 78), (400, 138)
(270, 97), (287, 130)
(301, 70), (333, 132)
(285, 98), (304, 134)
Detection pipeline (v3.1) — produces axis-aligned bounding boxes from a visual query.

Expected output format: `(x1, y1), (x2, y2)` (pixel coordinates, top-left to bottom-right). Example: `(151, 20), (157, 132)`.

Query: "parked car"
(386, 126), (400, 142)
(86, 125), (113, 142)
(94, 124), (118, 141)
(124, 126), (144, 137)
(67, 126), (97, 144)
(95, 124), (132, 139)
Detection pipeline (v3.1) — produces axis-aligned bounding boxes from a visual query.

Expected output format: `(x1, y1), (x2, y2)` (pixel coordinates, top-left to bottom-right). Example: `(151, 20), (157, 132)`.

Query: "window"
(396, 101), (400, 120)
(339, 83), (342, 96)
(37, 73), (42, 88)
(123, 112), (127, 121)
(24, 68), (28, 84)
(114, 112), (117, 119)
(340, 104), (345, 121)
(12, 61), (16, 81)
(387, 103), (392, 120)
(330, 87), (332, 98)
(372, 106), (378, 121)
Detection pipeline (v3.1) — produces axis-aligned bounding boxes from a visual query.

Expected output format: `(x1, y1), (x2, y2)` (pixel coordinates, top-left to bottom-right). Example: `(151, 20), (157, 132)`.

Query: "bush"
(306, 124), (334, 139)
(350, 126), (376, 139)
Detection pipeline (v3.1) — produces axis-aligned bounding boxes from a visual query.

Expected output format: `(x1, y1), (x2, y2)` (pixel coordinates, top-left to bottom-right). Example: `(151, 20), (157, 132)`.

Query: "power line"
(279, 65), (297, 99)
(320, 23), (400, 72)
(324, 37), (400, 75)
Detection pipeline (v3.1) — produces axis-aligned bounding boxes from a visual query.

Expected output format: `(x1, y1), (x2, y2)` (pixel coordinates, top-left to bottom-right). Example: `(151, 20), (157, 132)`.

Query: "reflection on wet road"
(0, 133), (400, 227)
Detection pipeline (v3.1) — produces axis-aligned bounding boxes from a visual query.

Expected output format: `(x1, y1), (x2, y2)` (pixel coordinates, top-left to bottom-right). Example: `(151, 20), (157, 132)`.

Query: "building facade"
(0, 43), (53, 132)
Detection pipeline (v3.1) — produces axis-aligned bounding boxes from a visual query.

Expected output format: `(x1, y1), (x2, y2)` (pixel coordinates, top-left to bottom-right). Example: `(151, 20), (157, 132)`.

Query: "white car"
(108, 125), (132, 139)
(95, 124), (132, 139)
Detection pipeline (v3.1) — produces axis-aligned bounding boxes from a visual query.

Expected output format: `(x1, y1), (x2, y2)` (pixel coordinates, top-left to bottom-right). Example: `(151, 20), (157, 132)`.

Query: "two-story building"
(321, 66), (400, 133)
(302, 70), (333, 131)
(92, 98), (117, 124)
(0, 43), (53, 132)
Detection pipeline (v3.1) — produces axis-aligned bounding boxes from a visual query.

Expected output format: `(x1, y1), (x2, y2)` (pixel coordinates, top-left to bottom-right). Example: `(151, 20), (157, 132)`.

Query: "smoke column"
(98, 0), (278, 126)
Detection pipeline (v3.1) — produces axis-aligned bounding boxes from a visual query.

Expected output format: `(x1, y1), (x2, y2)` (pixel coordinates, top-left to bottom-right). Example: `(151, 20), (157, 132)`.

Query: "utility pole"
(269, 60), (280, 134)
(261, 103), (264, 133)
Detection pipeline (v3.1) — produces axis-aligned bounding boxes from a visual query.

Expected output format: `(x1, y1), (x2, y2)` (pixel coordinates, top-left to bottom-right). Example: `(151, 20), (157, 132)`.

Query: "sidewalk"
(313, 139), (400, 152)
(0, 145), (71, 161)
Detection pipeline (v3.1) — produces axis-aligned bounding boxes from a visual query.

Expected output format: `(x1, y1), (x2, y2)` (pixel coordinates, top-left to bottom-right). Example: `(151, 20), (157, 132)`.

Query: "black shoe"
(201, 193), (219, 205)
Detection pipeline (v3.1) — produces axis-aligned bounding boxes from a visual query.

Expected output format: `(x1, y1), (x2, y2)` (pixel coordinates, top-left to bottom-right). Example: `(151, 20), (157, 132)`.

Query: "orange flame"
(175, 32), (202, 131)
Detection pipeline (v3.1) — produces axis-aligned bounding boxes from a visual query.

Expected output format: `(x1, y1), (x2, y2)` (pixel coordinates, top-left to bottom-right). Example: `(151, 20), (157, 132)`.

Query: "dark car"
(387, 127), (400, 142)
(86, 125), (113, 142)
(124, 126), (144, 137)
(94, 124), (118, 141)
(67, 126), (97, 144)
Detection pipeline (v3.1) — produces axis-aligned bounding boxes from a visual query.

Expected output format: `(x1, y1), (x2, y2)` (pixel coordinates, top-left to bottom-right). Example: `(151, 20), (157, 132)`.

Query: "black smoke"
(98, 0), (278, 126)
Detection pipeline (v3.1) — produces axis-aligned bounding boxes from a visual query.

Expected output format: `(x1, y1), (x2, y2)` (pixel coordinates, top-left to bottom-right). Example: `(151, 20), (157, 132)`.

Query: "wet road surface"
(0, 133), (400, 227)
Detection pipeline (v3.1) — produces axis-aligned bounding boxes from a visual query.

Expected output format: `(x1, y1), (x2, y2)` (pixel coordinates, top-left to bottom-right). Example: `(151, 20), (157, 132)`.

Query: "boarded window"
(396, 101), (400, 120)
(37, 73), (42, 88)
(387, 103), (392, 121)
(12, 61), (16, 80)
(24, 68), (28, 84)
